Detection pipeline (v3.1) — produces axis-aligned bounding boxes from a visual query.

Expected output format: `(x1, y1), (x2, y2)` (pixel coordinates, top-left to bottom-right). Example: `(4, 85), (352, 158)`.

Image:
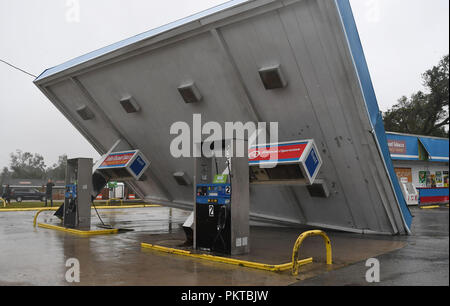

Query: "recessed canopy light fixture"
(76, 105), (95, 120)
(258, 65), (287, 90)
(306, 180), (330, 198)
(178, 82), (202, 103)
(173, 171), (191, 186)
(120, 96), (141, 113)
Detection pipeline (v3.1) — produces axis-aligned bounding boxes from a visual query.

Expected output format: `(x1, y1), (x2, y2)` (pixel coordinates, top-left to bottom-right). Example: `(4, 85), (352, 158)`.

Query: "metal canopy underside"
(34, 0), (412, 234)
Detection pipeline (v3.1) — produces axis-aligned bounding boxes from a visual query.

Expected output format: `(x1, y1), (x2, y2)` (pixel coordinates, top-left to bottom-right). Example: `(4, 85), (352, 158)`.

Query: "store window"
(418, 170), (448, 188)
(435, 171), (443, 187)
(419, 171), (431, 187)
(394, 168), (412, 183)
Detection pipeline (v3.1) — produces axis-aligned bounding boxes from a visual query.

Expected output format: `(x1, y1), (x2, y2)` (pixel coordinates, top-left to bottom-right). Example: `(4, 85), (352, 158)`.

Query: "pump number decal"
(225, 186), (231, 194)
(209, 205), (214, 217)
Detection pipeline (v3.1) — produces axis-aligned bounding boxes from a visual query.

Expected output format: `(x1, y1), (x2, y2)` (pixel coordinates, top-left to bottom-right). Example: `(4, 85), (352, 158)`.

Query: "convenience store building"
(386, 132), (449, 205)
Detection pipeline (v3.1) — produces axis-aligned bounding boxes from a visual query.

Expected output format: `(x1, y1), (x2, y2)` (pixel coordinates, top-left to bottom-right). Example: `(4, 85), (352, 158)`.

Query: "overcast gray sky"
(0, 0), (449, 171)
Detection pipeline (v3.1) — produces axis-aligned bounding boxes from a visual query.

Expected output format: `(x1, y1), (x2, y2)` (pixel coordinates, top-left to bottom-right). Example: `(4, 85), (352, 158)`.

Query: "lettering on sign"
(387, 140), (406, 154)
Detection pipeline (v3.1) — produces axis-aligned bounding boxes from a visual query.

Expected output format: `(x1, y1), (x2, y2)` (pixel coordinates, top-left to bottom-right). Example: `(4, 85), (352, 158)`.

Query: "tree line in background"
(383, 54), (449, 138)
(0, 150), (67, 183)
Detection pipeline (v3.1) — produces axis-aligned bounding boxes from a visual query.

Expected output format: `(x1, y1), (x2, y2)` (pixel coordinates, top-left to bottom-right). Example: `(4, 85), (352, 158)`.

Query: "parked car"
(10, 188), (46, 202)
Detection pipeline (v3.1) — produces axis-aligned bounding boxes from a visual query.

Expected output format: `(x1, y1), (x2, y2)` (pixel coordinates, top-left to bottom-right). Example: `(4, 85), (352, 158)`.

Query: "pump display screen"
(196, 184), (231, 205)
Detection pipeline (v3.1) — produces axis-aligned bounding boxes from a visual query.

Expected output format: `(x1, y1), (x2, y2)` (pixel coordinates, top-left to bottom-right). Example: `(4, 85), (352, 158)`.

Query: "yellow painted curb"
(106, 198), (123, 206)
(1, 204), (160, 212)
(420, 205), (442, 209)
(2, 207), (59, 212)
(32, 205), (160, 229)
(38, 223), (118, 236)
(141, 243), (313, 273)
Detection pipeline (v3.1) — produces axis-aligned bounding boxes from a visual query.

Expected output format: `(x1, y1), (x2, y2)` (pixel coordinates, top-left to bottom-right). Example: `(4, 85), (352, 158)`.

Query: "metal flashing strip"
(390, 154), (420, 160)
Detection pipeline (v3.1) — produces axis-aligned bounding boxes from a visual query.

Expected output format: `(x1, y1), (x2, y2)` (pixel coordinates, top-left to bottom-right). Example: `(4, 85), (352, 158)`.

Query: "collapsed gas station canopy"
(34, 0), (412, 234)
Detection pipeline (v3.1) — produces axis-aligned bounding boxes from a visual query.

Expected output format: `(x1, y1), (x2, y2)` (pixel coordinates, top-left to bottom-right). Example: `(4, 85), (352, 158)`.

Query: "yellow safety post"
(291, 230), (332, 276)
(106, 198), (123, 206)
(0, 198), (6, 208)
(33, 208), (58, 227)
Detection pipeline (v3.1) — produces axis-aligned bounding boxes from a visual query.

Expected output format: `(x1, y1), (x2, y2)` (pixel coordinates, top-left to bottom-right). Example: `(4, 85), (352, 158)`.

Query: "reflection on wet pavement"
(0, 206), (408, 286)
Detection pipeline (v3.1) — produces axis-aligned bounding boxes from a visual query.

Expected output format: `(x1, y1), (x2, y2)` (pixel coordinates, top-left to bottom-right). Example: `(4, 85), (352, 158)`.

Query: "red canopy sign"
(100, 152), (135, 168)
(249, 142), (308, 164)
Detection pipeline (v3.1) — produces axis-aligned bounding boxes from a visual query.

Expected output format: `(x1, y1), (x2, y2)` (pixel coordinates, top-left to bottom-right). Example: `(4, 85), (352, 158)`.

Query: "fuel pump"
(62, 158), (93, 230)
(194, 138), (249, 255)
(195, 175), (232, 253)
(63, 183), (77, 227)
(54, 148), (150, 230)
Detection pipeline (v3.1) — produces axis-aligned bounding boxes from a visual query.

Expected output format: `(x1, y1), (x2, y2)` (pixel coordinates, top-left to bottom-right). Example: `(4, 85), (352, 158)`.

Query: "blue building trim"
(390, 157), (420, 161)
(417, 187), (450, 205)
(385, 133), (449, 162)
(386, 133), (419, 158)
(417, 188), (449, 197)
(336, 0), (412, 230)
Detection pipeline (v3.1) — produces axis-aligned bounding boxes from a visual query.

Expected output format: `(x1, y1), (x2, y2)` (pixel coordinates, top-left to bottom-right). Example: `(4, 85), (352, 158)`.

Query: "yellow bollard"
(291, 230), (332, 276)
(0, 198), (6, 208)
(33, 208), (58, 227)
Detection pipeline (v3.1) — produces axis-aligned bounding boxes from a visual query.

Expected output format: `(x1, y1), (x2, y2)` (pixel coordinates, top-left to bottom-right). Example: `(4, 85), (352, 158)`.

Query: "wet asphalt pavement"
(294, 207), (449, 286)
(0, 206), (447, 286)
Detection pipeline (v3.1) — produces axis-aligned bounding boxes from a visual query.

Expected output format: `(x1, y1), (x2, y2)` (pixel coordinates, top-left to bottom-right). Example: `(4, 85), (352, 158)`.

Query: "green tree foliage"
(0, 167), (10, 180)
(2, 151), (67, 180)
(0, 167), (10, 191)
(9, 150), (47, 179)
(46, 154), (67, 180)
(383, 55), (449, 137)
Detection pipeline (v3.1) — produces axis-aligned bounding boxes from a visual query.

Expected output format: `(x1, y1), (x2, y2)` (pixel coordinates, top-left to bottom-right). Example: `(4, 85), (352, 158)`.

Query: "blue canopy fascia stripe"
(336, 0), (412, 230)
